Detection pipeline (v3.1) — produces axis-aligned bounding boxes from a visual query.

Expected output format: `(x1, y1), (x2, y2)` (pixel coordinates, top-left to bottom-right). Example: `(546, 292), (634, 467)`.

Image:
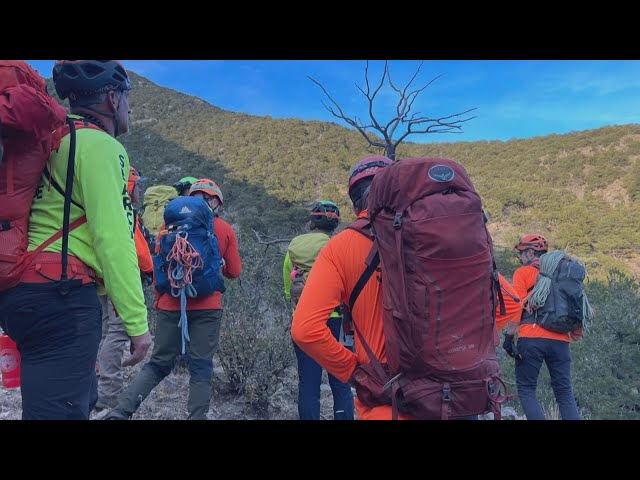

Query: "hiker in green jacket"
(0, 60), (151, 420)
(283, 201), (354, 420)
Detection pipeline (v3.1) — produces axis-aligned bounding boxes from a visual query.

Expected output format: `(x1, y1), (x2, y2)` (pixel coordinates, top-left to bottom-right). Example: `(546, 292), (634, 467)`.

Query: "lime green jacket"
(28, 115), (148, 336)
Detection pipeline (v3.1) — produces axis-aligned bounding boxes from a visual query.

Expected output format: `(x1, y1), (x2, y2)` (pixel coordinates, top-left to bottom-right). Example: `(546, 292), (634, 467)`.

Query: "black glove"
(502, 334), (521, 360)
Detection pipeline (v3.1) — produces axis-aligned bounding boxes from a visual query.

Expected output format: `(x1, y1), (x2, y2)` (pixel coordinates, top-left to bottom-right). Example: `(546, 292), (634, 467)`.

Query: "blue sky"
(27, 60), (640, 143)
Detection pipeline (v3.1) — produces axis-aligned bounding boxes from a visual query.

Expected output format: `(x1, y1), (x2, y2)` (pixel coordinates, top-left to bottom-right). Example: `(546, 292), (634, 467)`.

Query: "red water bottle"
(0, 334), (20, 388)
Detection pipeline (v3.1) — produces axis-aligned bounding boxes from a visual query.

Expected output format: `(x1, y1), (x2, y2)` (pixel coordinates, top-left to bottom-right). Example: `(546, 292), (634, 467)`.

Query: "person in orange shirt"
(292, 155), (397, 420)
(107, 178), (242, 420)
(95, 166), (153, 411)
(292, 155), (522, 420)
(507, 234), (580, 420)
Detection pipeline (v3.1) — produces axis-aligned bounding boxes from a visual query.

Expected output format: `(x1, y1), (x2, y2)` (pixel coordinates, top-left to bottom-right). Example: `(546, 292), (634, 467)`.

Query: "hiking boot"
(94, 396), (118, 412)
(103, 408), (130, 420)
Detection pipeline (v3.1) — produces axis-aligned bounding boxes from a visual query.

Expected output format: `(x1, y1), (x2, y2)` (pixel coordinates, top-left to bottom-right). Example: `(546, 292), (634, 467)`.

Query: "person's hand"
(569, 326), (584, 342)
(502, 334), (522, 360)
(123, 331), (152, 367)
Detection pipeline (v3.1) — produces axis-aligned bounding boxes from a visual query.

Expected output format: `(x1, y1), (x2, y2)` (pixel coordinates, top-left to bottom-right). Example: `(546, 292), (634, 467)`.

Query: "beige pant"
(97, 295), (129, 409)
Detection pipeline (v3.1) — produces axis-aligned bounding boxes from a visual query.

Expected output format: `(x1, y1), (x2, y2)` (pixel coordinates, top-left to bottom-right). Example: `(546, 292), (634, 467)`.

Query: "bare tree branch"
(252, 228), (291, 245)
(353, 62), (390, 146)
(251, 228), (291, 245)
(309, 75), (387, 150)
(395, 109), (478, 145)
(387, 61), (426, 130)
(356, 61), (390, 145)
(309, 61), (477, 160)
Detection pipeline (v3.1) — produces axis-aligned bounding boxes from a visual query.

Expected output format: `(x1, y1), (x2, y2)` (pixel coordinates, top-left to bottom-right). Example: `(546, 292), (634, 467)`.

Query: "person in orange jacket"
(292, 156), (519, 420)
(506, 234), (581, 420)
(107, 178), (242, 420)
(292, 155), (401, 419)
(95, 166), (153, 410)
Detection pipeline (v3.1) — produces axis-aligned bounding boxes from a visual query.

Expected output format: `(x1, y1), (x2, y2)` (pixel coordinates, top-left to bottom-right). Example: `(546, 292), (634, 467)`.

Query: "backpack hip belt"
(19, 251), (97, 285)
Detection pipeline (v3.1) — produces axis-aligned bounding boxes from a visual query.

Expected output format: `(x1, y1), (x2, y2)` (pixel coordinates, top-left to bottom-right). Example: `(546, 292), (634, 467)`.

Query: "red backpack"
(1, 67), (100, 293)
(347, 157), (509, 420)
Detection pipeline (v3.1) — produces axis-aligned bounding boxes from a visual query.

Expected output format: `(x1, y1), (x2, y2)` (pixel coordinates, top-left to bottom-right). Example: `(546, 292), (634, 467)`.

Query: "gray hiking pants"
(113, 308), (223, 420)
(97, 295), (129, 409)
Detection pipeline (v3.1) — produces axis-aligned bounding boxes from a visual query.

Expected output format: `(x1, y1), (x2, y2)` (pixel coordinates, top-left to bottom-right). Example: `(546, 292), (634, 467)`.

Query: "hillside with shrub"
(9, 71), (632, 420)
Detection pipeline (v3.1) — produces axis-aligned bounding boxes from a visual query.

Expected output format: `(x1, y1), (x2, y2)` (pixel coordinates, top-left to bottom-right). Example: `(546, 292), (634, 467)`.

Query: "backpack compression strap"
(492, 257), (507, 316)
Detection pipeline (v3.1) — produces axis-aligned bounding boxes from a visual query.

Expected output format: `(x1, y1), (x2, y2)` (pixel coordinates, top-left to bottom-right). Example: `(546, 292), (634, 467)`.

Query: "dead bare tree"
(308, 61), (477, 161)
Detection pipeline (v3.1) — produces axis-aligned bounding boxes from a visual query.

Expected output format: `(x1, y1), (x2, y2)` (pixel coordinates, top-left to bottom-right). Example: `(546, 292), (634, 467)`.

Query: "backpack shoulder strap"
(348, 245), (379, 311)
(526, 261), (542, 293)
(343, 217), (391, 377)
(45, 118), (102, 210)
(345, 216), (376, 309)
(59, 118), (104, 138)
(59, 117), (83, 293)
(347, 217), (372, 239)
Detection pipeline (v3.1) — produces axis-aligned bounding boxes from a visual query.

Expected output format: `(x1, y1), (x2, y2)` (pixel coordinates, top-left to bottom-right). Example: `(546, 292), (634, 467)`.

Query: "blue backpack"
(153, 196), (226, 297)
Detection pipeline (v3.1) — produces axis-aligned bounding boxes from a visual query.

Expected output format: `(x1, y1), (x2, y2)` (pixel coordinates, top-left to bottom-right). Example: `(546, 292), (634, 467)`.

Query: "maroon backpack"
(0, 114), (101, 293)
(347, 157), (509, 420)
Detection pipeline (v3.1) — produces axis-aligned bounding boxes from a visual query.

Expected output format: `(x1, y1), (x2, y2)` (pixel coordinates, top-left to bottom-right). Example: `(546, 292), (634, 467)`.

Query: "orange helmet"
(515, 234), (549, 252)
(189, 178), (224, 204)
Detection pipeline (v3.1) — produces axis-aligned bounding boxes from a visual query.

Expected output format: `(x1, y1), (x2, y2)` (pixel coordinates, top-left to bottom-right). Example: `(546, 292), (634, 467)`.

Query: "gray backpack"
(522, 251), (594, 333)
(289, 269), (306, 307)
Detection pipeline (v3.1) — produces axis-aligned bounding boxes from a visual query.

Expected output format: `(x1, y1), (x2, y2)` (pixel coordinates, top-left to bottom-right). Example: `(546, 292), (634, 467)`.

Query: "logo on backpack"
(153, 196), (225, 297)
(346, 157), (508, 420)
(427, 164), (456, 182)
(522, 251), (594, 334)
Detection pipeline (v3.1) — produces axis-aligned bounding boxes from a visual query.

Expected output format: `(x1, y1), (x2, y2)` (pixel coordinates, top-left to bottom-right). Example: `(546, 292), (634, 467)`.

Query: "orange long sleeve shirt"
(495, 273), (522, 332)
(512, 264), (570, 342)
(134, 216), (153, 274)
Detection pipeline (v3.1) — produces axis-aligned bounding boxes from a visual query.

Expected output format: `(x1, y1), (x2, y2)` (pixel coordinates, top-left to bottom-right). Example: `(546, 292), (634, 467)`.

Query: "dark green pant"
(114, 309), (223, 420)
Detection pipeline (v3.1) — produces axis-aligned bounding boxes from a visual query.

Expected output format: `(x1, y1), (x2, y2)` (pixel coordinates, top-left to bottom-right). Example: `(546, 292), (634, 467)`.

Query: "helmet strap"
(522, 249), (536, 265)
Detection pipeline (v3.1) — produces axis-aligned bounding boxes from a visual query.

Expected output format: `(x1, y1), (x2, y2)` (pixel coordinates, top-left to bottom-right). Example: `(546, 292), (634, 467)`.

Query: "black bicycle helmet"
(310, 200), (340, 231)
(53, 60), (132, 100)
